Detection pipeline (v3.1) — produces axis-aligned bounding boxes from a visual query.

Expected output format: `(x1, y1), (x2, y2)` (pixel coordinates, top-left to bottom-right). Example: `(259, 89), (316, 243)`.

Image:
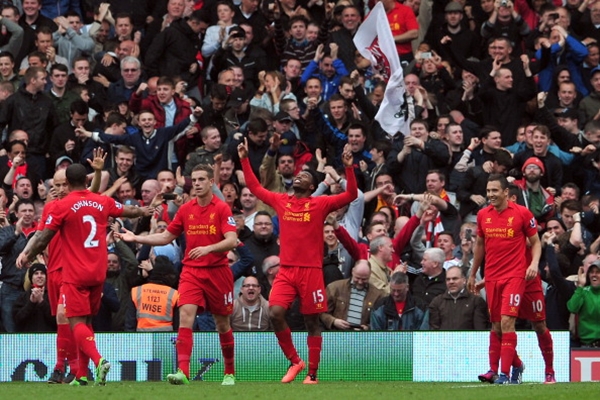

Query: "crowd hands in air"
(0, 0), (599, 384)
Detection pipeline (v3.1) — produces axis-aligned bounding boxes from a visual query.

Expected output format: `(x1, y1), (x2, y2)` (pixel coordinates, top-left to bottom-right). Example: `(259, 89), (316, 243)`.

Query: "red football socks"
(275, 328), (301, 364)
(219, 329), (235, 375)
(65, 325), (78, 376)
(77, 348), (90, 379)
(55, 324), (69, 370)
(72, 323), (101, 366)
(500, 332), (517, 375)
(537, 329), (554, 374)
(177, 327), (193, 377)
(489, 331), (501, 372)
(512, 352), (523, 368)
(307, 336), (322, 376)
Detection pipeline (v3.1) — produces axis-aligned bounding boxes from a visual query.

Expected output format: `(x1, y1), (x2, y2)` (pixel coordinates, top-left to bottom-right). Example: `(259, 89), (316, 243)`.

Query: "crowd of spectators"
(0, 0), (599, 348)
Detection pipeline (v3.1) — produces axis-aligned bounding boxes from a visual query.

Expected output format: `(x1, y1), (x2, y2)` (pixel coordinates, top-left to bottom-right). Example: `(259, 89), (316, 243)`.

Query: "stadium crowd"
(0, 0), (600, 353)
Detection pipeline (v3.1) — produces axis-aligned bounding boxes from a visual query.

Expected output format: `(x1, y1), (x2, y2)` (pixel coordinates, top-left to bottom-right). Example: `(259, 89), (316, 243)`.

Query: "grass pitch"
(0, 381), (597, 400)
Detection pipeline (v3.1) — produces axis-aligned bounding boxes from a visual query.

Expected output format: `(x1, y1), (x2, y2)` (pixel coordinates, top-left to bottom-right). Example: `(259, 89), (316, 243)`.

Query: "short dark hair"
(0, 51), (14, 63)
(247, 118), (268, 134)
(27, 51), (48, 67)
(480, 125), (500, 140)
(36, 26), (53, 36)
(507, 184), (519, 199)
(488, 173), (509, 190)
(6, 139), (27, 153)
(50, 63), (69, 75)
(14, 198), (34, 212)
(437, 231), (455, 243)
(64, 9), (81, 19)
(70, 99), (89, 115)
(210, 84), (229, 100)
(289, 15), (308, 28)
(105, 112), (127, 128)
(255, 210), (271, 220)
(371, 140), (392, 159)
(329, 94), (345, 104)
(66, 163), (88, 187)
(114, 13), (132, 24)
(348, 122), (367, 137)
(492, 149), (513, 168)
(410, 118), (429, 131)
(72, 56), (89, 67)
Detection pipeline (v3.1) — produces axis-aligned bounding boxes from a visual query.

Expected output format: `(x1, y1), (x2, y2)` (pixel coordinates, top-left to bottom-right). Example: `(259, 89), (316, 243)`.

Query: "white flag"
(353, 2), (408, 138)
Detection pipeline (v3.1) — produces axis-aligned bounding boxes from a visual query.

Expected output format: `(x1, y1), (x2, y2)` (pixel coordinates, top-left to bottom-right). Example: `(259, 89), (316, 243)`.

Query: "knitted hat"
(522, 157), (545, 174)
(24, 263), (46, 291)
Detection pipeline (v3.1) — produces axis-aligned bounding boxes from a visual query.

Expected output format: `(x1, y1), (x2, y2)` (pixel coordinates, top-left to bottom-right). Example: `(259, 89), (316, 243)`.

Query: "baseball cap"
(55, 155), (73, 168)
(522, 157), (545, 174)
(445, 1), (463, 12)
(227, 87), (249, 108)
(228, 26), (246, 39)
(278, 131), (297, 155)
(274, 111), (293, 122)
(554, 107), (578, 120)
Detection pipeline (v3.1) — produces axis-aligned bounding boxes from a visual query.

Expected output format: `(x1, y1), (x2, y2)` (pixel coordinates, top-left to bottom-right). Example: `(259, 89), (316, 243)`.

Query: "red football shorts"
(46, 269), (63, 316)
(519, 276), (546, 321)
(62, 282), (103, 318)
(178, 265), (233, 315)
(269, 266), (326, 314)
(484, 277), (526, 322)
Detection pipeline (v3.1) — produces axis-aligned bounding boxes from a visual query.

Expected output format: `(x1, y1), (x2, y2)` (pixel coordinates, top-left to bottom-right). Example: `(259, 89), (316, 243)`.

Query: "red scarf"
(425, 190), (449, 247)
(7, 160), (27, 188)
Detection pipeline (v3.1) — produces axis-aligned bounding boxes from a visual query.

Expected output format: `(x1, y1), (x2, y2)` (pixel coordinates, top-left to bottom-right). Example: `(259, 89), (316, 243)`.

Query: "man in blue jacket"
(78, 107), (203, 180)
(300, 43), (348, 101)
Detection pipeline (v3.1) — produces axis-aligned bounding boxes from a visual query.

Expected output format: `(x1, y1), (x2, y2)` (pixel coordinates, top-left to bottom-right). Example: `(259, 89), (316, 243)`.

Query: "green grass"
(0, 381), (597, 400)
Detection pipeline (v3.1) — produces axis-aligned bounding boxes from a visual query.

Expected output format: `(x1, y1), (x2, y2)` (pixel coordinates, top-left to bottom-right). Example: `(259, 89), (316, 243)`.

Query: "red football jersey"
(45, 190), (124, 285)
(167, 195), (236, 268)
(38, 200), (63, 274)
(477, 201), (537, 281)
(242, 158), (357, 268)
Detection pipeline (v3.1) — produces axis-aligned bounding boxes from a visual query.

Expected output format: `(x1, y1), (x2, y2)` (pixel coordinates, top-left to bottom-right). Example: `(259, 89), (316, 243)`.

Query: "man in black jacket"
(477, 53), (537, 145)
(245, 211), (279, 281)
(412, 247), (447, 306)
(145, 10), (204, 88)
(0, 66), (58, 179)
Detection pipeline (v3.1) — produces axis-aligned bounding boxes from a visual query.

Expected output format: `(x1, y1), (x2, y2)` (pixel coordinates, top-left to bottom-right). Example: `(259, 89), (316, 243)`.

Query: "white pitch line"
(452, 383), (543, 388)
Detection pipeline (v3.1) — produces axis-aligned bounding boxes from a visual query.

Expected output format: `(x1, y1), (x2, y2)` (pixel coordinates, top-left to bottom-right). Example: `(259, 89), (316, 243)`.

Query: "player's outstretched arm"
(116, 228), (177, 246)
(330, 145), (358, 207)
(238, 138), (276, 205)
